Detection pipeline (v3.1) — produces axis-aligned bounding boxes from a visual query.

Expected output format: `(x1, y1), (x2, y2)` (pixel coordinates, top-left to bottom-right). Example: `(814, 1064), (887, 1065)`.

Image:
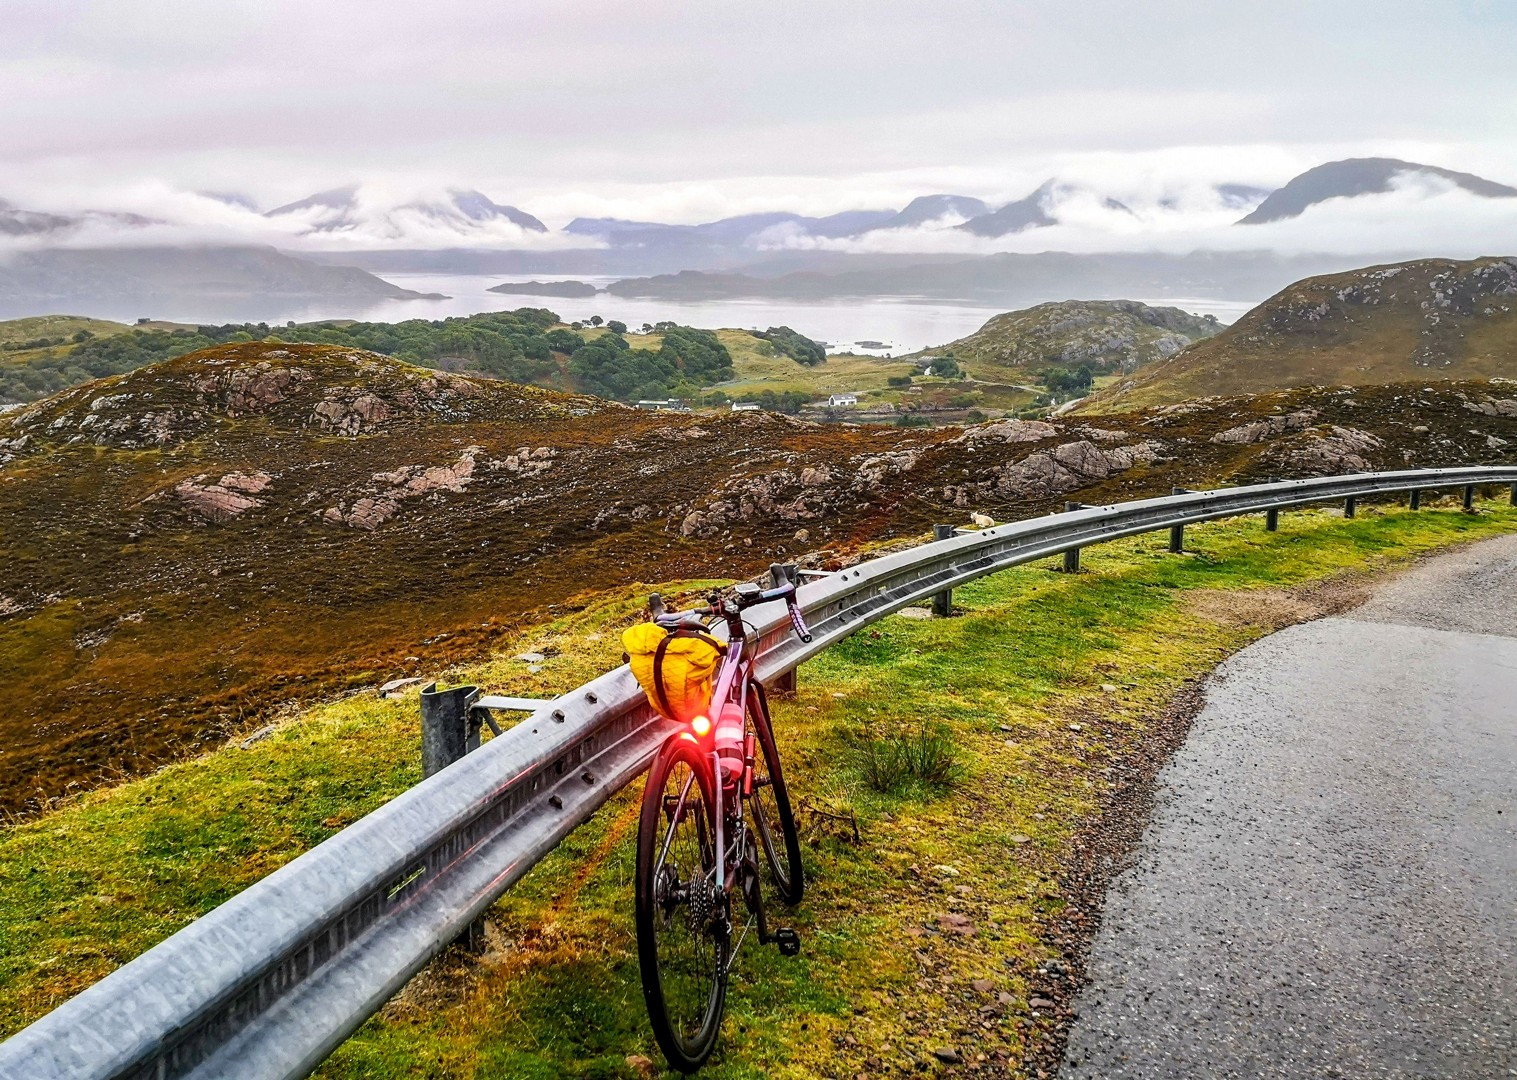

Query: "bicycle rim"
(636, 738), (729, 1072)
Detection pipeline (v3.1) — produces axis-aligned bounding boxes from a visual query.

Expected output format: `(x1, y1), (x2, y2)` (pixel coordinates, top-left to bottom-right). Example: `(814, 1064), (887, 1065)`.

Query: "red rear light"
(690, 715), (712, 737)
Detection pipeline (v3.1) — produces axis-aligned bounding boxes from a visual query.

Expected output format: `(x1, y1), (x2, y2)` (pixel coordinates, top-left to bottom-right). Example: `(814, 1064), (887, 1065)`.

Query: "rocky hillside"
(932, 300), (1223, 379)
(1086, 257), (1517, 411)
(4, 341), (1516, 815)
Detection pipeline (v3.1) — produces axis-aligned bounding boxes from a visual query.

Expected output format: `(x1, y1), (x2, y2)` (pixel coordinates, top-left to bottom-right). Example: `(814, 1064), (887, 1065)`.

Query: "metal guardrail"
(5, 467), (1517, 1079)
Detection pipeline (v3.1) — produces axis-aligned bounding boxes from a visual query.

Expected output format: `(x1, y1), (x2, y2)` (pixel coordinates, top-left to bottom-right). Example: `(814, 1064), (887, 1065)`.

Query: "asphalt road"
(1061, 534), (1517, 1079)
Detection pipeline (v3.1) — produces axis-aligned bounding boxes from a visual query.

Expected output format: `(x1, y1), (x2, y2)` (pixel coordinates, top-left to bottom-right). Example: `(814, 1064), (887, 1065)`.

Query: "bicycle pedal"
(773, 927), (801, 956)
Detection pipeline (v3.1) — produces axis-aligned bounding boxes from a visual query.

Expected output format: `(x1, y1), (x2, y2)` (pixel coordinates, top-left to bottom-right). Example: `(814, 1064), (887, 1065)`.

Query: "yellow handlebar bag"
(622, 622), (724, 722)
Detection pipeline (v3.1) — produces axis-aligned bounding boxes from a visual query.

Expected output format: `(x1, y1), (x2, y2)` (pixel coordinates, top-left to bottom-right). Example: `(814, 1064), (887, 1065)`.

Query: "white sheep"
(969, 512), (996, 529)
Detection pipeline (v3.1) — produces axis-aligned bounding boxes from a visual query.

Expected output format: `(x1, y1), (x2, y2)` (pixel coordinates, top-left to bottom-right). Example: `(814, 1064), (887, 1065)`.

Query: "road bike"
(634, 564), (812, 1072)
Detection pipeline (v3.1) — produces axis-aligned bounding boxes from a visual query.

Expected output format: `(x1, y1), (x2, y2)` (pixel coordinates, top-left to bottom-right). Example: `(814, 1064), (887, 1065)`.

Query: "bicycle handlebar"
(649, 566), (812, 643)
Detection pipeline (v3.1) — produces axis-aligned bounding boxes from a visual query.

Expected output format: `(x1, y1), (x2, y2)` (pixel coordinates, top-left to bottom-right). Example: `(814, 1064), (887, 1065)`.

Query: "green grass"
(2, 501), (1515, 1077)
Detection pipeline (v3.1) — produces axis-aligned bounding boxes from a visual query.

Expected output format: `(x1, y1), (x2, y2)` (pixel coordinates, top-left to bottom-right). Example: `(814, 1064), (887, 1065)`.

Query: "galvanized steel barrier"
(5, 467), (1517, 1079)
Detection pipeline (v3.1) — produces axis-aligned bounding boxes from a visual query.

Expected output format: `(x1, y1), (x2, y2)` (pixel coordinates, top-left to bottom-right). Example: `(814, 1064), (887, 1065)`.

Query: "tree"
(590, 315), (604, 327)
(927, 355), (964, 379)
(607, 320), (627, 334)
(1043, 364), (1094, 396)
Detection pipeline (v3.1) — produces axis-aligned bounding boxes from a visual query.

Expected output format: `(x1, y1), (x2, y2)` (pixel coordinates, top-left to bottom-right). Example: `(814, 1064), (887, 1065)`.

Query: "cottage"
(827, 393), (859, 407)
(730, 401), (761, 412)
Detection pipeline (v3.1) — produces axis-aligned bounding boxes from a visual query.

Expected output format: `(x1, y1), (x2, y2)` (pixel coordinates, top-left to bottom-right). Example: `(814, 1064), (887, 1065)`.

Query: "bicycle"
(634, 563), (812, 1072)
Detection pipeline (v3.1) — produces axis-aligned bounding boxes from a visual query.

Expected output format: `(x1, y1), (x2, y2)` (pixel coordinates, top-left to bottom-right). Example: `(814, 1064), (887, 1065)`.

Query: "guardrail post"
(1344, 495), (1356, 519)
(1168, 489), (1187, 552)
(1510, 481), (1517, 506)
(1061, 503), (1081, 572)
(772, 563), (801, 693)
(1264, 477), (1280, 532)
(420, 682), (485, 951)
(1464, 484), (1476, 512)
(420, 683), (482, 778)
(932, 524), (955, 614)
(1410, 488), (1421, 510)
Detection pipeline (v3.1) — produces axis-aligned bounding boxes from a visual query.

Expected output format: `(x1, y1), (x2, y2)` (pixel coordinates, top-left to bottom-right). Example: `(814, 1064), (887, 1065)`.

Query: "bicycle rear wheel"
(748, 682), (804, 905)
(636, 735), (729, 1072)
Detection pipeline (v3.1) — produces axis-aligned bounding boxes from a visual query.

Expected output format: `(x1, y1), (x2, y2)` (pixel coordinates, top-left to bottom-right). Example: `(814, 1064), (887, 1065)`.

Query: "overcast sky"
(3, 0), (1516, 224)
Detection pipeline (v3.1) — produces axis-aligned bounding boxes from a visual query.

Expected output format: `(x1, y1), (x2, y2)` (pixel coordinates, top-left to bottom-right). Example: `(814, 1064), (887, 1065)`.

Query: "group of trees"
(753, 326), (826, 367)
(566, 324), (733, 402)
(1042, 364), (1095, 397)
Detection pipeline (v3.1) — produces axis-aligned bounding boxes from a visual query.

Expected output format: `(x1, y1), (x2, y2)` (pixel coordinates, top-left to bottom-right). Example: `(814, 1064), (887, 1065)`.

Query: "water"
(26, 272), (1257, 354)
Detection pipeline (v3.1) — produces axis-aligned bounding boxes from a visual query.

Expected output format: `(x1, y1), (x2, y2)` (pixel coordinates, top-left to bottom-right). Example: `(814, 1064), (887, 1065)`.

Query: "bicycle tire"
(636, 735), (729, 1072)
(748, 681), (805, 905)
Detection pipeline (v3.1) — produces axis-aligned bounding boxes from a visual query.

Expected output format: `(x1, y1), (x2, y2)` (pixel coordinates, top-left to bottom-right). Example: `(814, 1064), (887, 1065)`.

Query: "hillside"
(4, 340), (1517, 815)
(929, 300), (1223, 380)
(1085, 257), (1517, 411)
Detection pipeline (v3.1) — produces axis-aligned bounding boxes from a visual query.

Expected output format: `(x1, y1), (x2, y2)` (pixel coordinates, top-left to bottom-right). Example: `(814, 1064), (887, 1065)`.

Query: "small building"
(730, 401), (761, 412)
(636, 398), (687, 412)
(827, 393), (859, 407)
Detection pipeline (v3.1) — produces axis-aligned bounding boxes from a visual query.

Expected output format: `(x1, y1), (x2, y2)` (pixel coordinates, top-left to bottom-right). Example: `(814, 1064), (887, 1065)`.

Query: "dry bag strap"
(651, 628), (725, 720)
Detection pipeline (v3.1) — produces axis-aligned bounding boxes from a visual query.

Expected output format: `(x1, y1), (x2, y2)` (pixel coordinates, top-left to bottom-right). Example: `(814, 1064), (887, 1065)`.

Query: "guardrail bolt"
(932, 524), (956, 614)
(1410, 488), (1421, 510)
(1344, 496), (1357, 519)
(1464, 485), (1476, 512)
(420, 683), (482, 779)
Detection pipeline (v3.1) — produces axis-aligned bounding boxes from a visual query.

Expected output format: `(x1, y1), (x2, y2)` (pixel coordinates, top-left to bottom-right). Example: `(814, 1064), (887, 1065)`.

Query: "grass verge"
(2, 500), (1515, 1077)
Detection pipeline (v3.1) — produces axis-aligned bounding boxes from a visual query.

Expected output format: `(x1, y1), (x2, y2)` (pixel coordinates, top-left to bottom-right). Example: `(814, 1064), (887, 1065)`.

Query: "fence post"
(932, 524), (955, 615)
(1410, 488), (1421, 510)
(1344, 495), (1356, 519)
(1464, 485), (1476, 512)
(1062, 502), (1081, 572)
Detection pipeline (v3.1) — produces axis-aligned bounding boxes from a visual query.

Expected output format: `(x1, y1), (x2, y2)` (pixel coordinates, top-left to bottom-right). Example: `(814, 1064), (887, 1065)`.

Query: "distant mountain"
(265, 185), (361, 226)
(0, 198), (73, 238)
(0, 198), (156, 239)
(604, 250), (1374, 306)
(265, 186), (546, 235)
(958, 182), (1059, 237)
(200, 191), (260, 212)
(1238, 158), (1517, 224)
(869, 194), (990, 230)
(1215, 183), (1272, 210)
(935, 300), (1224, 380)
(0, 245), (443, 320)
(1085, 256), (1517, 409)
(564, 208), (898, 247)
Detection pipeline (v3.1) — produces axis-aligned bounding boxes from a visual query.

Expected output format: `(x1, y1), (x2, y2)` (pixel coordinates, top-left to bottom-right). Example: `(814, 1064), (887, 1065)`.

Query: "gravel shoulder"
(1059, 534), (1517, 1079)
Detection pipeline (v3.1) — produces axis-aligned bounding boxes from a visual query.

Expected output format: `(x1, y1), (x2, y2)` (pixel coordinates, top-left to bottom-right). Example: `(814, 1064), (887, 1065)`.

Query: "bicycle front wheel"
(636, 735), (729, 1072)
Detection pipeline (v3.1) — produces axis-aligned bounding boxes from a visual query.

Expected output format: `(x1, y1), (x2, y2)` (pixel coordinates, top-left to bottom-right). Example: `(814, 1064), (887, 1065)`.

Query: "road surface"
(1061, 534), (1517, 1079)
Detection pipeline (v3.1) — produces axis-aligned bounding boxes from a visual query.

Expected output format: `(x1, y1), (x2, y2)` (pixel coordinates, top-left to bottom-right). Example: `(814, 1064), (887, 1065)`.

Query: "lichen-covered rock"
(173, 470), (273, 523)
(1209, 409), (1320, 445)
(1267, 425), (1385, 474)
(952, 419), (1059, 444)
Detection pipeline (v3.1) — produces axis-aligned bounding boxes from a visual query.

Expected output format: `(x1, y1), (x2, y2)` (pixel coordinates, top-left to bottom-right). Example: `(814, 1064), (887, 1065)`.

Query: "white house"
(827, 392), (859, 407)
(730, 401), (761, 412)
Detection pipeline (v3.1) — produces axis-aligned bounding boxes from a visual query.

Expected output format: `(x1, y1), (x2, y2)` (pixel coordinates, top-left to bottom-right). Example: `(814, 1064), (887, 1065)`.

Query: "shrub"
(887, 374), (913, 387)
(858, 724), (959, 794)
